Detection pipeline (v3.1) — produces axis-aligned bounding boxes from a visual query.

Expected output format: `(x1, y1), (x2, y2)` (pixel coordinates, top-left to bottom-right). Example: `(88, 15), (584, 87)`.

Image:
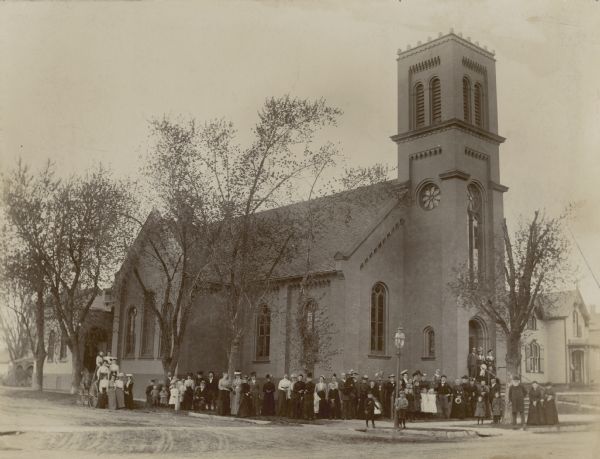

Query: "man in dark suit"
(467, 347), (478, 379)
(383, 374), (397, 419)
(436, 375), (453, 419)
(303, 373), (315, 420)
(508, 376), (527, 428)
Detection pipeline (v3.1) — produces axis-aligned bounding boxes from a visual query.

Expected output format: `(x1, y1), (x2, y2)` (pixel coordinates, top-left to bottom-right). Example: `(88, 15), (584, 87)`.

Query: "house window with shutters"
(370, 283), (387, 353)
(47, 330), (56, 362)
(463, 77), (471, 122)
(474, 83), (484, 128)
(430, 77), (441, 124)
(525, 341), (544, 373)
(527, 314), (537, 330)
(59, 333), (68, 360)
(413, 83), (425, 129)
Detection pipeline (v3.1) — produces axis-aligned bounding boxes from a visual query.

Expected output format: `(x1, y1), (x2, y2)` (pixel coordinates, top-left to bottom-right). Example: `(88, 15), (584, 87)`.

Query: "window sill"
(367, 354), (392, 360)
(252, 360), (271, 364)
(421, 356), (436, 361)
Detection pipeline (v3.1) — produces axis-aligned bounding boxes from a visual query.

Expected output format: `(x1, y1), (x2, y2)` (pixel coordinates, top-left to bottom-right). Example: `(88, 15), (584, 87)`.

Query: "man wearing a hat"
(124, 374), (134, 409)
(383, 374), (396, 419)
(303, 373), (315, 420)
(508, 375), (527, 428)
(341, 372), (356, 419)
(400, 369), (409, 389)
(436, 374), (453, 419)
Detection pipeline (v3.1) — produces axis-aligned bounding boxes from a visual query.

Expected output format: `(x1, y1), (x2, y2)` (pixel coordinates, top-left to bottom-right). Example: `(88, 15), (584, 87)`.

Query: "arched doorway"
(469, 318), (488, 353)
(571, 350), (585, 384)
(83, 327), (108, 372)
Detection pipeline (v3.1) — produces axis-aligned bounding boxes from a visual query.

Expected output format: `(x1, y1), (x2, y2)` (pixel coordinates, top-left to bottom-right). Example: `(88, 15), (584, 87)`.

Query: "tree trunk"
(228, 337), (241, 377)
(503, 332), (522, 424)
(33, 289), (46, 391)
(70, 338), (84, 394)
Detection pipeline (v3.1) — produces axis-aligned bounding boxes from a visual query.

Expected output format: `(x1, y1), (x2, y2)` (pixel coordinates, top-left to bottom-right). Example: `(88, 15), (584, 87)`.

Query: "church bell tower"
(392, 32), (508, 379)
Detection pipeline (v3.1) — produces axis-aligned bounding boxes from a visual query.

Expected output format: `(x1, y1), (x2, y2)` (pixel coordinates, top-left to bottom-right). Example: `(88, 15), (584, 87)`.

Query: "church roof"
(258, 180), (408, 279)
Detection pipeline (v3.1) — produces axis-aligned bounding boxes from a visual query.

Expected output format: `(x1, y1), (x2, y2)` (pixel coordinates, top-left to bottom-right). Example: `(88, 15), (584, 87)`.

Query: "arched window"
(59, 333), (68, 360)
(125, 306), (137, 357)
(423, 326), (435, 358)
(573, 310), (581, 337)
(256, 304), (271, 360)
(370, 283), (387, 353)
(47, 330), (56, 362)
(430, 77), (442, 124)
(474, 83), (484, 127)
(467, 184), (484, 278)
(159, 302), (173, 358)
(462, 77), (471, 122)
(414, 83), (425, 128)
(140, 303), (155, 357)
(526, 341), (543, 373)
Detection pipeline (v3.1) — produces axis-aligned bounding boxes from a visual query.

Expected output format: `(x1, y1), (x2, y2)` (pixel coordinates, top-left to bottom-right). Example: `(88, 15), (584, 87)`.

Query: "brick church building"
(111, 32), (510, 397)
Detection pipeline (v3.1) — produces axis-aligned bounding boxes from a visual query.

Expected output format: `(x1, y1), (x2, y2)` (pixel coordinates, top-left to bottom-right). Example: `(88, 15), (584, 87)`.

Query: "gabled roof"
(538, 288), (590, 323)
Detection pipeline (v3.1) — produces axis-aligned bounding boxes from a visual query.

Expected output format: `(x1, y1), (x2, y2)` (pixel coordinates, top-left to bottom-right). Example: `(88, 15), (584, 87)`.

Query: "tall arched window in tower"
(140, 302), (155, 357)
(423, 326), (435, 358)
(256, 304), (271, 360)
(414, 83), (425, 128)
(370, 283), (387, 353)
(463, 77), (471, 122)
(467, 184), (484, 278)
(125, 306), (137, 357)
(474, 83), (484, 127)
(430, 77), (442, 124)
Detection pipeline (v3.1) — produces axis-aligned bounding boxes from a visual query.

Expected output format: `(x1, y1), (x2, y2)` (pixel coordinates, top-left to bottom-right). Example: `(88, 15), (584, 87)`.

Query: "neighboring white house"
(38, 289), (114, 391)
(521, 288), (598, 386)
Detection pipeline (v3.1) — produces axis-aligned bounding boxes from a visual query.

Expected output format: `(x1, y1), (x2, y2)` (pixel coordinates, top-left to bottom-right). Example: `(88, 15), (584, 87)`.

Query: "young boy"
(364, 392), (376, 429)
(474, 395), (486, 424)
(159, 385), (169, 407)
(151, 383), (160, 408)
(395, 391), (409, 429)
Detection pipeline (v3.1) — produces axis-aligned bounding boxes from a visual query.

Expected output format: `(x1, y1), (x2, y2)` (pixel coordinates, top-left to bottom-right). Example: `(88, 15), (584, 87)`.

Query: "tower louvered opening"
(463, 77), (471, 122)
(415, 83), (425, 128)
(474, 83), (483, 127)
(430, 77), (441, 124)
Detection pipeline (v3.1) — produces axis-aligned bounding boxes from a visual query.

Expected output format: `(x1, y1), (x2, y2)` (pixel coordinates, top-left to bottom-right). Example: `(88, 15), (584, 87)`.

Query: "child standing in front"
(159, 385), (169, 407)
(395, 391), (409, 429)
(491, 391), (505, 424)
(364, 392), (376, 429)
(474, 395), (486, 424)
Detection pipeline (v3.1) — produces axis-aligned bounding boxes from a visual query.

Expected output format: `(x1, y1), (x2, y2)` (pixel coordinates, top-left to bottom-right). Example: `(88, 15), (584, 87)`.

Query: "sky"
(1, 0), (599, 307)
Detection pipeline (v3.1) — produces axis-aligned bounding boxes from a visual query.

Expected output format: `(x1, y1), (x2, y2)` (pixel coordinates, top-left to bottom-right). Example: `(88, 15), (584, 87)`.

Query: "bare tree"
(3, 161), (134, 392)
(1, 161), (58, 390)
(452, 210), (571, 380)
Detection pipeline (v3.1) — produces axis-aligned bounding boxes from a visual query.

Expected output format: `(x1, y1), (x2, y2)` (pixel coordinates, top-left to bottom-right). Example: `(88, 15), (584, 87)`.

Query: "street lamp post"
(393, 326), (405, 429)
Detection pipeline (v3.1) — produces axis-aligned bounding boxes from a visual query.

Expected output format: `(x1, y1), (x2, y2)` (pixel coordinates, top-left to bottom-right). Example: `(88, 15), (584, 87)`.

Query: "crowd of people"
(82, 351), (135, 410)
(84, 349), (558, 429)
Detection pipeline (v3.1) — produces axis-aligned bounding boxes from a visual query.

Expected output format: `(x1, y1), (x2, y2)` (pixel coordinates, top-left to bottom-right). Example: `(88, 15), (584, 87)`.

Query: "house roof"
(538, 288), (590, 323)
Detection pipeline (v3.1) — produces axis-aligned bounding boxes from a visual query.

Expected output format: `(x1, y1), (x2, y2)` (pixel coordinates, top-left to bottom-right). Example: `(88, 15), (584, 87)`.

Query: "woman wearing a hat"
(124, 374), (134, 409)
(107, 374), (117, 410)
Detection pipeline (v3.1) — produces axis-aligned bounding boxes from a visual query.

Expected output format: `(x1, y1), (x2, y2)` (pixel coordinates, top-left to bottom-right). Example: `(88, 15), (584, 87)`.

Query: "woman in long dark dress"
(450, 378), (466, 419)
(527, 381), (544, 425)
(262, 374), (276, 416)
(237, 376), (253, 418)
(543, 382), (559, 425)
(124, 374), (134, 409)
